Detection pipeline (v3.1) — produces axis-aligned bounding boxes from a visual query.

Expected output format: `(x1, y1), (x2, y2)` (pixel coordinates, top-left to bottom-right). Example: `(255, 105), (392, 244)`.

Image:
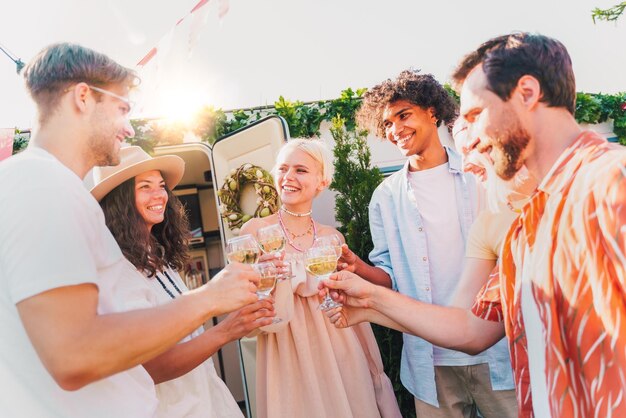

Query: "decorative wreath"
(217, 163), (279, 233)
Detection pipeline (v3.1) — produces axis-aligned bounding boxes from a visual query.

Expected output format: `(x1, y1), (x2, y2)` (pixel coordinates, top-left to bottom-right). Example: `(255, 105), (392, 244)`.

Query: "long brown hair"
(100, 176), (190, 277)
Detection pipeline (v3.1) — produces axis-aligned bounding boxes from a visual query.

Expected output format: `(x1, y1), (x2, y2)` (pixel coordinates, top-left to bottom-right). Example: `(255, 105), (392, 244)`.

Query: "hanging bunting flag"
(136, 0), (228, 68)
(132, 0), (229, 118)
(0, 128), (14, 161)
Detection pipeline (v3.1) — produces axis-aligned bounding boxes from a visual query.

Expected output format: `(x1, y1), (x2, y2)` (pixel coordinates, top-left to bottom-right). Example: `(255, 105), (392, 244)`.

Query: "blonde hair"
(274, 138), (335, 184)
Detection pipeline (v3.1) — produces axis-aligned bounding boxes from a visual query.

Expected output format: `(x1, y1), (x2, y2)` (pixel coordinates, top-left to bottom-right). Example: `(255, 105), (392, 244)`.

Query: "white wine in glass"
(226, 234), (260, 264)
(313, 234), (342, 259)
(253, 262), (282, 324)
(257, 224), (286, 254)
(226, 249), (260, 264)
(304, 256), (337, 276)
(304, 246), (342, 311)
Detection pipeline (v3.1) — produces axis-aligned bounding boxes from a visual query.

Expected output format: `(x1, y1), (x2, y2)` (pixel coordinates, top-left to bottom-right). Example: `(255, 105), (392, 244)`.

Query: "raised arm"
(336, 196), (393, 288)
(371, 285), (504, 354)
(17, 263), (259, 391)
(339, 245), (393, 288)
(323, 271), (505, 355)
(449, 257), (497, 308)
(143, 299), (275, 384)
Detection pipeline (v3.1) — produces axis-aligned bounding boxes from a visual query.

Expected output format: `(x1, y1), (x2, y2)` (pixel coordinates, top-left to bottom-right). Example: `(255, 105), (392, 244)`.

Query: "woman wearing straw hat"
(91, 146), (275, 418)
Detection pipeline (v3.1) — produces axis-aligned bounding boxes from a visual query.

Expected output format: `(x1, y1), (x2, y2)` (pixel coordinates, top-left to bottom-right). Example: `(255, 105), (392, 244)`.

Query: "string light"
(0, 43), (24, 74)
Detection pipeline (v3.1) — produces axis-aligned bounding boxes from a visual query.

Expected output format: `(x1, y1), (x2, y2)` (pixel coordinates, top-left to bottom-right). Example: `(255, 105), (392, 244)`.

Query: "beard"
(491, 118), (530, 181)
(87, 113), (121, 167)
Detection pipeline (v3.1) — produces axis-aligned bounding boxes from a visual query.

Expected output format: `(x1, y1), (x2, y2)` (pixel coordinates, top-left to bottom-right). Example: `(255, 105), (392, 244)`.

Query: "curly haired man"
(339, 70), (516, 417)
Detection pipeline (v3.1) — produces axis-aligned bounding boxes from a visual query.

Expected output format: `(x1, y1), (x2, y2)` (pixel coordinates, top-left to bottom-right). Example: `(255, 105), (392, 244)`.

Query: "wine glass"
(313, 234), (343, 259)
(304, 246), (342, 311)
(258, 224), (294, 281)
(252, 262), (282, 323)
(226, 234), (261, 264)
(257, 224), (286, 256)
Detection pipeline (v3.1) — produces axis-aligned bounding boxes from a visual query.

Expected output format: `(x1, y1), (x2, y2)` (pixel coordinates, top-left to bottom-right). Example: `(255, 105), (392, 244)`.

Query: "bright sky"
(1, 0), (624, 128)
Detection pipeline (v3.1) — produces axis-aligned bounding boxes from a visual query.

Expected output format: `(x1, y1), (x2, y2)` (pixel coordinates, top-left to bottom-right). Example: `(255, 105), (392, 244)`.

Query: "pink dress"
(255, 253), (401, 418)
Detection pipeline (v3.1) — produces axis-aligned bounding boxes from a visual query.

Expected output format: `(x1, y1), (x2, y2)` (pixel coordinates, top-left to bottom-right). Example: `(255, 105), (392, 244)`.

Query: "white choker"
(281, 206), (312, 218)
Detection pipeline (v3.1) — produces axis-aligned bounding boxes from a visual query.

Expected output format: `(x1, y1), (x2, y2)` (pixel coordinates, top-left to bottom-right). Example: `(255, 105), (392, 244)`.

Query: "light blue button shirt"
(368, 147), (514, 407)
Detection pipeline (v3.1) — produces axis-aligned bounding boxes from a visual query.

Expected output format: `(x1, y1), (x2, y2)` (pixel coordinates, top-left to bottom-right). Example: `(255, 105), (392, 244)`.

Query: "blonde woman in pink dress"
(240, 139), (401, 418)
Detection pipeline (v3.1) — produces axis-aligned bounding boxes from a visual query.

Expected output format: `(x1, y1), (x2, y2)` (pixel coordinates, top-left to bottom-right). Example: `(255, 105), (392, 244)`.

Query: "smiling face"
(86, 83), (135, 166)
(382, 100), (439, 158)
(453, 118), (487, 181)
(134, 170), (168, 231)
(274, 147), (326, 208)
(459, 66), (531, 181)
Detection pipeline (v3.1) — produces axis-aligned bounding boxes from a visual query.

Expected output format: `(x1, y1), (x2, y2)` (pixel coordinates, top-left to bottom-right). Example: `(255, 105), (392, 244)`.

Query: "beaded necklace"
(278, 209), (317, 252)
(281, 205), (312, 218)
(155, 269), (183, 299)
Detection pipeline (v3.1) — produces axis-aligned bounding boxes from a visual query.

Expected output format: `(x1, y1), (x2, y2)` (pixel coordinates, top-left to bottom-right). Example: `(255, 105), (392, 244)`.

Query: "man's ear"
(69, 82), (90, 113)
(515, 75), (541, 110)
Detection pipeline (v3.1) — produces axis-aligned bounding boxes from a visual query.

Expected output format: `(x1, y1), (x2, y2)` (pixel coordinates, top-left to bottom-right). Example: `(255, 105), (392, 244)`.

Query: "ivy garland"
(217, 163), (279, 233)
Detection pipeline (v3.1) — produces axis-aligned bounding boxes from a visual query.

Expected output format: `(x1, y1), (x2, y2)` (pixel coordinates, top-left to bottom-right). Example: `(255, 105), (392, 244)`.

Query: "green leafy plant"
(329, 116), (382, 257)
(221, 109), (263, 136)
(443, 83), (460, 105)
(323, 88), (366, 132)
(192, 106), (228, 145)
(273, 96), (325, 138)
(574, 91), (626, 144)
(11, 128), (29, 155)
(607, 92), (626, 143)
(575, 92), (603, 124)
(129, 119), (156, 153)
(592, 1), (626, 22)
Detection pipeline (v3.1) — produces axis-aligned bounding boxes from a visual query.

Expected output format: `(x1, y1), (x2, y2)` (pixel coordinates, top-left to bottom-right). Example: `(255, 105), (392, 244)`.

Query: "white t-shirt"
(521, 261), (552, 417)
(114, 261), (243, 418)
(408, 163), (486, 366)
(0, 148), (157, 417)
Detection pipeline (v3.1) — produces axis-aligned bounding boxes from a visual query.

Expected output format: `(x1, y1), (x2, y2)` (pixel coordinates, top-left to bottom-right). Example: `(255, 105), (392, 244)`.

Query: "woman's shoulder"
(315, 223), (343, 239)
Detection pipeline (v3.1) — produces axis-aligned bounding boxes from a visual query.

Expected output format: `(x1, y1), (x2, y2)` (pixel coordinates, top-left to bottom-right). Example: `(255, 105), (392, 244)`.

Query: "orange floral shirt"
(472, 131), (626, 418)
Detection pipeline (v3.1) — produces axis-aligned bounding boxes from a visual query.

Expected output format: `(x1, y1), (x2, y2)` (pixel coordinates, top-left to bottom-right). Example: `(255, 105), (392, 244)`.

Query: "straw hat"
(91, 146), (185, 201)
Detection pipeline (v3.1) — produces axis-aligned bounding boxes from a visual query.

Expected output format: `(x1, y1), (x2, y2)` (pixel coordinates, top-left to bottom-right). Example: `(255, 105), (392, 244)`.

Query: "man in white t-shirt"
(0, 43), (262, 417)
(339, 70), (515, 417)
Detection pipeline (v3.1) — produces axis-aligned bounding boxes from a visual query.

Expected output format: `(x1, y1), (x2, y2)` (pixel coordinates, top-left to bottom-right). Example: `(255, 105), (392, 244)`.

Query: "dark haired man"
(324, 32), (626, 418)
(341, 70), (516, 417)
(454, 31), (626, 418)
(0, 43), (266, 417)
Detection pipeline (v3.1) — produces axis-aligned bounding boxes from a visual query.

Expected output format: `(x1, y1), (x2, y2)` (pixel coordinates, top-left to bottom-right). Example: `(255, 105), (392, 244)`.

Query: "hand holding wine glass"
(304, 246), (342, 311)
(257, 224), (294, 281)
(226, 234), (261, 264)
(252, 262), (282, 323)
(313, 234), (342, 259)
(257, 224), (286, 255)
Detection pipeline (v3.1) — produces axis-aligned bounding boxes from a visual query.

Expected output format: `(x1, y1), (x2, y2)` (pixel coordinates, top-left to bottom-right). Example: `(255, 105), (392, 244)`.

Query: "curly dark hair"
(100, 177), (190, 277)
(356, 70), (458, 138)
(451, 32), (575, 115)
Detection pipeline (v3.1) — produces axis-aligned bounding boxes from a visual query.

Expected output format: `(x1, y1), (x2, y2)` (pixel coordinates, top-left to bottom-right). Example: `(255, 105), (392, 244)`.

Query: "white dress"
(115, 259), (243, 418)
